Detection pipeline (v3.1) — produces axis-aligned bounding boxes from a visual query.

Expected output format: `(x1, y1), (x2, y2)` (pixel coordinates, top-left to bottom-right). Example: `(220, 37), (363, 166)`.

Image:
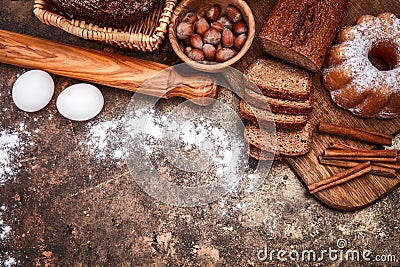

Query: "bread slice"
(244, 58), (313, 101)
(244, 87), (313, 115)
(240, 100), (308, 130)
(245, 121), (314, 158)
(248, 144), (285, 161)
(258, 0), (348, 72)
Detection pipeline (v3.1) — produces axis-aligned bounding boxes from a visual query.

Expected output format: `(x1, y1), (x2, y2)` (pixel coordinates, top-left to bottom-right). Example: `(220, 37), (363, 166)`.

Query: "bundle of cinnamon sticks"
(308, 122), (398, 194)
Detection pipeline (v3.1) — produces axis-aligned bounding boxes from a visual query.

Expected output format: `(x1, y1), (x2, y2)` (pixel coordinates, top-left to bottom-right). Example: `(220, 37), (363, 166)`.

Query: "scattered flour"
(3, 257), (17, 267)
(126, 107), (247, 186)
(0, 129), (21, 185)
(0, 120), (35, 266)
(0, 205), (18, 266)
(0, 128), (21, 265)
(0, 206), (11, 240)
(82, 117), (127, 162)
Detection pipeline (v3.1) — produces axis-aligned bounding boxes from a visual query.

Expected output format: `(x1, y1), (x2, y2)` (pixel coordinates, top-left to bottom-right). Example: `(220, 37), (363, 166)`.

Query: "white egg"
(56, 83), (104, 121)
(12, 70), (54, 112)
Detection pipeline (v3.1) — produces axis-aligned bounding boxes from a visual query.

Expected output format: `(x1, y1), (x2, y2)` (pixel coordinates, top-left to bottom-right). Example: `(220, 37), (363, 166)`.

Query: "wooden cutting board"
(285, 1), (400, 211)
(287, 77), (400, 211)
(234, 0), (400, 211)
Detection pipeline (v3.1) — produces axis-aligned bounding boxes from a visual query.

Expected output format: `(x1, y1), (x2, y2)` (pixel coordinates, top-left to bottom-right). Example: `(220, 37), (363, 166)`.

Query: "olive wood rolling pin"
(0, 30), (218, 105)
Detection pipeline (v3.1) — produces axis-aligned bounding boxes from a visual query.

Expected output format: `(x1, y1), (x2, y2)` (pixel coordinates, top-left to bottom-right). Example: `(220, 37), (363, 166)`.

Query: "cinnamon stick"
(358, 128), (394, 140)
(329, 143), (373, 152)
(318, 157), (396, 178)
(318, 122), (393, 146)
(324, 149), (397, 158)
(321, 156), (397, 163)
(309, 161), (372, 194)
(374, 162), (400, 170)
(370, 165), (397, 178)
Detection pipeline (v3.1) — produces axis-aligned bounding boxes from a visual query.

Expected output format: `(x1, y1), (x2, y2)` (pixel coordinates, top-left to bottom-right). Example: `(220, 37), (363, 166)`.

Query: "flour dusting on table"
(0, 122), (32, 265)
(82, 117), (127, 162)
(0, 129), (22, 185)
(0, 206), (11, 241)
(0, 205), (18, 266)
(125, 105), (250, 198)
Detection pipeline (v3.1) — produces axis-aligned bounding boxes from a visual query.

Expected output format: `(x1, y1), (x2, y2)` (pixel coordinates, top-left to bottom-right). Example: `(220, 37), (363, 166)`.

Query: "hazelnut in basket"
(177, 5), (247, 62)
(169, 0), (255, 72)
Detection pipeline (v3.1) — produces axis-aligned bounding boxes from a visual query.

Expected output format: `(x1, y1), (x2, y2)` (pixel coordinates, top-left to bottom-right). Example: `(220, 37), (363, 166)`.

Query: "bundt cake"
(322, 13), (400, 119)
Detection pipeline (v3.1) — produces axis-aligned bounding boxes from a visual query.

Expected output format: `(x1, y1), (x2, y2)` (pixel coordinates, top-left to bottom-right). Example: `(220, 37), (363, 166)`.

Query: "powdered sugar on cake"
(323, 13), (400, 118)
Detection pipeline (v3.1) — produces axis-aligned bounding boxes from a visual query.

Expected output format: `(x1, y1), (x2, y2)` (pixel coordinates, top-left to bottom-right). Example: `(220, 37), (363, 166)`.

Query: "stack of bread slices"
(240, 58), (314, 160)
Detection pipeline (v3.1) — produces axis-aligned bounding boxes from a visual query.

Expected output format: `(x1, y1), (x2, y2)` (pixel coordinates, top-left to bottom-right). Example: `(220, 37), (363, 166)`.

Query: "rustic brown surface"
(0, 0), (399, 266)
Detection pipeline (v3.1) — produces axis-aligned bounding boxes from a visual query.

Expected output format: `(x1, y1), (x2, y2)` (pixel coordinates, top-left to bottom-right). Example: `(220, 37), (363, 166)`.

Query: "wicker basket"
(33, 0), (177, 52)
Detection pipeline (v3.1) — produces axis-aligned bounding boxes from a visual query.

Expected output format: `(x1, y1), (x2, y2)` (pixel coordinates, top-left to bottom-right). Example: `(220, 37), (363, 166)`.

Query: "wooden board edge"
(287, 158), (400, 211)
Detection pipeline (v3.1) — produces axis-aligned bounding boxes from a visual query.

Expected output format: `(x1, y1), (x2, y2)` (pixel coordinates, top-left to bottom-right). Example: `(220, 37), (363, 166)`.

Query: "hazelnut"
(233, 21), (248, 35)
(217, 16), (233, 29)
(195, 18), (209, 35)
(215, 48), (237, 62)
(176, 22), (194, 40)
(190, 34), (203, 50)
(203, 44), (216, 61)
(221, 28), (234, 48)
(216, 43), (222, 51)
(234, 34), (247, 51)
(187, 49), (205, 61)
(182, 12), (198, 24)
(226, 5), (242, 23)
(205, 4), (221, 22)
(179, 42), (185, 51)
(183, 38), (191, 47)
(203, 28), (221, 45)
(211, 22), (224, 32)
(184, 46), (193, 55)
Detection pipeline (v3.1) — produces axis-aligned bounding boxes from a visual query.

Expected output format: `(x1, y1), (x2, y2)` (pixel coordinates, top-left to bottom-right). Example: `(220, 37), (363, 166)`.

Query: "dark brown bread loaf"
(47, 0), (161, 26)
(258, 0), (348, 72)
(240, 100), (309, 130)
(245, 121), (314, 159)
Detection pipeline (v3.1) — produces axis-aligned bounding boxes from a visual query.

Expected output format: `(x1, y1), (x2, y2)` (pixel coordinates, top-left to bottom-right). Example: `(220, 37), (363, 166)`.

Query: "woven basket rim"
(33, 0), (177, 52)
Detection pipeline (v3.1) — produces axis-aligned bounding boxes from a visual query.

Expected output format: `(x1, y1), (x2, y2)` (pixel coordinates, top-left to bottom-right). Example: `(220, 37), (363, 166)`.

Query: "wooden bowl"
(168, 0), (255, 72)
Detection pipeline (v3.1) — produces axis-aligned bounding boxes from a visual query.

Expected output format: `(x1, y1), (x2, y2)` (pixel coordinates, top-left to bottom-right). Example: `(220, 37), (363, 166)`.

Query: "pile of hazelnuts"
(176, 4), (248, 63)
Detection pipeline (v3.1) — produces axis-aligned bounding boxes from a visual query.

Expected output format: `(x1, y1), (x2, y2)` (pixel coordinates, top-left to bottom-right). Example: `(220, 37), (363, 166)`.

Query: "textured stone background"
(0, 1), (399, 266)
